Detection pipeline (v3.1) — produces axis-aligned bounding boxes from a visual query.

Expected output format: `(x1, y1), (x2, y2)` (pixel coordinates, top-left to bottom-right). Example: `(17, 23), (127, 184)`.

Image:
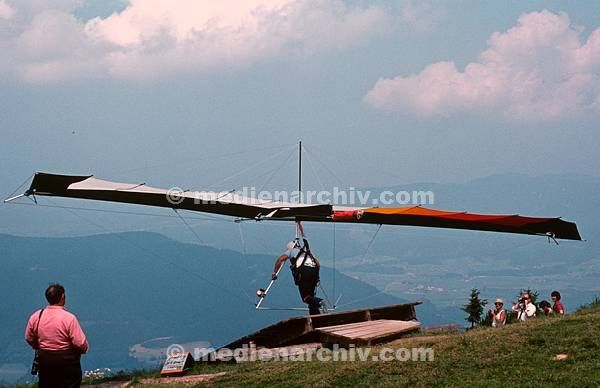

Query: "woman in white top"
(489, 298), (507, 327)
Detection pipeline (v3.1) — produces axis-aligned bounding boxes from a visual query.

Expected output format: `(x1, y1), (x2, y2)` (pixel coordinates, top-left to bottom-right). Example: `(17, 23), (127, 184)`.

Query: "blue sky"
(2, 0), (600, 194)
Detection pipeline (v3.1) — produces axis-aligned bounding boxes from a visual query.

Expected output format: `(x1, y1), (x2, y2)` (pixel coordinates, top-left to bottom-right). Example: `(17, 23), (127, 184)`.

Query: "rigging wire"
(332, 222), (336, 305)
(114, 142), (298, 176)
(241, 221), (278, 255)
(318, 282), (333, 309)
(238, 222), (254, 304)
(303, 145), (347, 191)
(4, 173), (34, 200)
(324, 224), (384, 309)
(256, 151), (296, 194)
(172, 208), (206, 245)
(304, 149), (327, 193)
(172, 208), (255, 303)
(5, 201), (231, 223)
(238, 221), (260, 300)
(205, 144), (296, 190)
(238, 222), (250, 270)
(43, 197), (255, 306)
(365, 224), (383, 253)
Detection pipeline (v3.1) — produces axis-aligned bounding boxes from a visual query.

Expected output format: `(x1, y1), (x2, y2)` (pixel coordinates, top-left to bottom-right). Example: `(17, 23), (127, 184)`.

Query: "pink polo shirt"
(25, 305), (89, 353)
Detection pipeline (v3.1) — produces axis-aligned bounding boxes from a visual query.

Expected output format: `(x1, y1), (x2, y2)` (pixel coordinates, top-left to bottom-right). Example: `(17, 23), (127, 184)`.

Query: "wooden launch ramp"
(225, 302), (422, 349)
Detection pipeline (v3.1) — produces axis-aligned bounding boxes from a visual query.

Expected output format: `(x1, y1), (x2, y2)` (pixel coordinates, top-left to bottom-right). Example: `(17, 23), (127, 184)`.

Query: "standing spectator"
(488, 298), (507, 327)
(25, 284), (88, 387)
(551, 290), (565, 315)
(512, 293), (536, 321)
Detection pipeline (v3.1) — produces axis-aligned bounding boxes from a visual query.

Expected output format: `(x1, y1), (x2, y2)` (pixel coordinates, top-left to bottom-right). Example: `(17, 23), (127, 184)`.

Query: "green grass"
(89, 299), (600, 387)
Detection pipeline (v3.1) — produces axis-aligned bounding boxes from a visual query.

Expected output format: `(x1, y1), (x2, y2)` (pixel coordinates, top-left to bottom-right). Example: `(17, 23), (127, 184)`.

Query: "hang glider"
(8, 171), (582, 241)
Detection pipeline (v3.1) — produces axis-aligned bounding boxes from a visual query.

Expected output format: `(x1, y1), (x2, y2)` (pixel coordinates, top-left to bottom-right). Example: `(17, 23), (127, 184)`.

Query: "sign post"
(160, 351), (194, 376)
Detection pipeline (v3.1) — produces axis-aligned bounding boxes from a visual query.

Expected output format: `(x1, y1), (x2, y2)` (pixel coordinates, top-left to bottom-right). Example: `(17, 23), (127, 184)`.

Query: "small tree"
(462, 288), (488, 328)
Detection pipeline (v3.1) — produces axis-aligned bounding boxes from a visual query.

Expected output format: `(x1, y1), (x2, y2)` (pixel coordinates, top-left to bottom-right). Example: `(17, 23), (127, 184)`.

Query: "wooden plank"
(335, 324), (405, 339)
(319, 319), (410, 333)
(342, 322), (420, 340)
(324, 322), (394, 337)
(315, 320), (380, 332)
(319, 320), (420, 340)
(317, 320), (421, 346)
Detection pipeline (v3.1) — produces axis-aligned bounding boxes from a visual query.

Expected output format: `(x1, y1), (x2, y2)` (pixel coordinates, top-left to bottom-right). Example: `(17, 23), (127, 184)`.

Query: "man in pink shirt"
(25, 284), (89, 387)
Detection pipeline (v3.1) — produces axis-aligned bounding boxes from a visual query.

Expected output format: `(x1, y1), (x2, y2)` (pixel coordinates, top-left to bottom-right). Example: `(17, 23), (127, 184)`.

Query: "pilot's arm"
(272, 254), (288, 280)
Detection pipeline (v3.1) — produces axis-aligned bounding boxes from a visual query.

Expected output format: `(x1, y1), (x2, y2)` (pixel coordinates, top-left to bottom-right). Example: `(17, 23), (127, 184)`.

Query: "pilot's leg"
(298, 267), (320, 315)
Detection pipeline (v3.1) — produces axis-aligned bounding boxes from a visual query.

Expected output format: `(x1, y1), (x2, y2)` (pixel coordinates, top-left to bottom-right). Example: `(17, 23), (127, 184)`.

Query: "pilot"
(272, 238), (322, 315)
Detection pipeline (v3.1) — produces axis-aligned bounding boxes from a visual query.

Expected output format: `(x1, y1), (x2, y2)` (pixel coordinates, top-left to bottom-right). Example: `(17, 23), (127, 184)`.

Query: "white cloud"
(1, 0), (389, 82)
(364, 10), (600, 121)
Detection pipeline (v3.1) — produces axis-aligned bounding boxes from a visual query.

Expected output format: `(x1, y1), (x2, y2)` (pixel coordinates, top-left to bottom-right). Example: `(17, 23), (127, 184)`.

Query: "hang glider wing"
(23, 172), (332, 220)
(20, 172), (581, 240)
(330, 206), (581, 241)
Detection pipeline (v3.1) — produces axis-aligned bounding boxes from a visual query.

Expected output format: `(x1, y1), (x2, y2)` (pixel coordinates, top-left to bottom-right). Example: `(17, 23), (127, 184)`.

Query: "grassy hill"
(91, 298), (600, 386)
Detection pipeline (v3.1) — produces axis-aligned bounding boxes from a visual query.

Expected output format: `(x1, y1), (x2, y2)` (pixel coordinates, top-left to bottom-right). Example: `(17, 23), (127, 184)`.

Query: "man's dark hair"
(551, 290), (561, 300)
(45, 283), (65, 305)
